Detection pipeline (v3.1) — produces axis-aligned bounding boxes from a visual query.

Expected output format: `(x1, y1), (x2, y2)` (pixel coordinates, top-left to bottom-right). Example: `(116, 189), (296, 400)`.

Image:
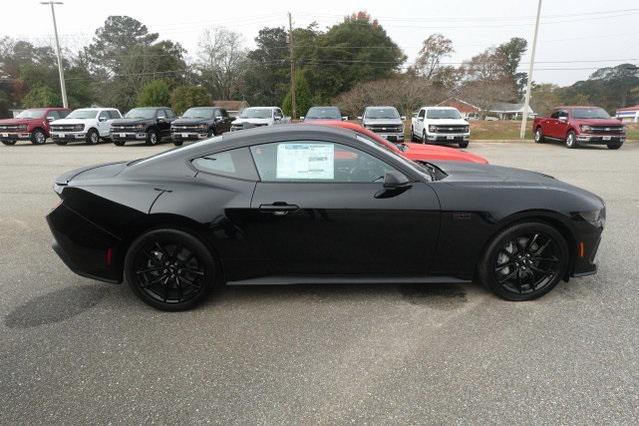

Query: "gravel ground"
(1, 139), (637, 424)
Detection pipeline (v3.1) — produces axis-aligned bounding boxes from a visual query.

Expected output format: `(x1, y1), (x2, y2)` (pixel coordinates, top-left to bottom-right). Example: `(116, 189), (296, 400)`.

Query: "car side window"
(250, 141), (395, 183)
(558, 110), (568, 119)
(192, 147), (258, 181)
(110, 110), (121, 119)
(59, 110), (69, 118)
(48, 111), (60, 120)
(99, 111), (110, 121)
(214, 109), (222, 118)
(418, 109), (425, 118)
(550, 111), (559, 119)
(221, 109), (229, 117)
(166, 109), (176, 119)
(157, 110), (167, 119)
(274, 109), (283, 119)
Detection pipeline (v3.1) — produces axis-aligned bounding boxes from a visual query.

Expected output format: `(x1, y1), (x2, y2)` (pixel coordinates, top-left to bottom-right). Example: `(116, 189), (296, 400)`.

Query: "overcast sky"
(4, 0), (638, 86)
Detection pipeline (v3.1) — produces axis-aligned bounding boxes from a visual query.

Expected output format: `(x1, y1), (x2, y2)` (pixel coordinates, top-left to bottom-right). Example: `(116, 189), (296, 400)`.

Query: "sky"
(4, 0), (638, 86)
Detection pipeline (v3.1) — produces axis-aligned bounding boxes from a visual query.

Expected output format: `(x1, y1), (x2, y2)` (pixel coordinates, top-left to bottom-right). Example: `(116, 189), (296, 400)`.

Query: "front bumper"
(0, 132), (31, 140)
(570, 221), (603, 278)
(110, 132), (147, 141)
(426, 133), (470, 142)
(373, 132), (404, 142)
(576, 134), (625, 144)
(171, 131), (208, 141)
(51, 131), (87, 141)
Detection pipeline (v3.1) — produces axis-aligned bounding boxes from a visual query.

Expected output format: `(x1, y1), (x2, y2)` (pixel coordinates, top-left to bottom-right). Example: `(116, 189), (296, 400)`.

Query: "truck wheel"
(207, 128), (216, 138)
(607, 141), (622, 150)
(113, 139), (126, 146)
(146, 129), (159, 146)
(422, 130), (428, 144)
(85, 129), (99, 145)
(459, 140), (469, 148)
(410, 127), (418, 142)
(173, 139), (183, 146)
(30, 129), (47, 145)
(1, 140), (16, 146)
(565, 131), (578, 149)
(534, 127), (545, 143)
(54, 140), (67, 146)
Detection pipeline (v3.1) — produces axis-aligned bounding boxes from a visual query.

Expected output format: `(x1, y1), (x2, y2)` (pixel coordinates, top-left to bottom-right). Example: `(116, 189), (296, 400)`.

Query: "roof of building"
(616, 104), (639, 112)
(212, 100), (249, 111)
(490, 102), (534, 113)
(437, 98), (480, 113)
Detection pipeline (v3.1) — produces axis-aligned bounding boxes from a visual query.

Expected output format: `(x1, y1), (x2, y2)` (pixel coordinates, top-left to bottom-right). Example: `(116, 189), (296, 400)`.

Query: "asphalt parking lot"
(1, 139), (638, 424)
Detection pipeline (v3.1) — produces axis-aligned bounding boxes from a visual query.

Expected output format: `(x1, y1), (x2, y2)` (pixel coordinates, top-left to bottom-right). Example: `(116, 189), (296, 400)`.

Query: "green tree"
(22, 84), (61, 108)
(495, 37), (528, 98)
(137, 79), (170, 106)
(281, 70), (312, 118)
(530, 83), (561, 116)
(170, 85), (211, 114)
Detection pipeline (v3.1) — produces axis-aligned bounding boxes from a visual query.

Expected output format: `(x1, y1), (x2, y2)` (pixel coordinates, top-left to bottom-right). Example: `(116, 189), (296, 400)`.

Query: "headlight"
(579, 208), (605, 227)
(428, 125), (437, 132)
(464, 125), (470, 132)
(580, 125), (592, 132)
(18, 124), (27, 130)
(135, 124), (145, 130)
(198, 124), (208, 129)
(73, 124), (84, 131)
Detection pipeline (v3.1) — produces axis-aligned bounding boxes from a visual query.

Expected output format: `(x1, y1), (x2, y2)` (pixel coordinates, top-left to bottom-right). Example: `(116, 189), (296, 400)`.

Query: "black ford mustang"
(47, 125), (605, 310)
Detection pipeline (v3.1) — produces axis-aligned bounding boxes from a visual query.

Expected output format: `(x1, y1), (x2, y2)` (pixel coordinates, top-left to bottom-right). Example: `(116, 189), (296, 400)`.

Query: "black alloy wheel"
(86, 129), (100, 145)
(146, 129), (159, 146)
(30, 129), (47, 145)
(479, 222), (568, 301)
(207, 128), (215, 138)
(125, 229), (215, 311)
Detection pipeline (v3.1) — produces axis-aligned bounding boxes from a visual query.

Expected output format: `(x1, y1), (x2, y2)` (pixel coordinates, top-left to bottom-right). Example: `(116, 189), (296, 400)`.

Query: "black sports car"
(47, 125), (605, 310)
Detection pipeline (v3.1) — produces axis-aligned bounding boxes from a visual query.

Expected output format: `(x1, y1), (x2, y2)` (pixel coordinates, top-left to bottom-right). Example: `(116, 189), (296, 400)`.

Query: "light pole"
(40, 1), (68, 108)
(519, 0), (542, 140)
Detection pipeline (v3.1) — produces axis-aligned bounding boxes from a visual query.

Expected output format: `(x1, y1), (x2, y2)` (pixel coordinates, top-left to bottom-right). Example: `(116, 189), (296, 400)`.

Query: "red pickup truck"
(0, 107), (71, 145)
(532, 106), (625, 149)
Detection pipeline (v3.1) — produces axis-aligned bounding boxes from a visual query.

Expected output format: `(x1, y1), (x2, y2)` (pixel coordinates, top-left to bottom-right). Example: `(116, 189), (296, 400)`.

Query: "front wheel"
(478, 222), (569, 301)
(173, 139), (183, 146)
(113, 139), (126, 146)
(607, 142), (622, 150)
(146, 129), (159, 145)
(565, 131), (578, 149)
(124, 229), (216, 311)
(459, 140), (469, 148)
(86, 128), (100, 145)
(422, 130), (428, 144)
(410, 127), (418, 142)
(534, 127), (545, 143)
(54, 140), (67, 146)
(30, 129), (47, 145)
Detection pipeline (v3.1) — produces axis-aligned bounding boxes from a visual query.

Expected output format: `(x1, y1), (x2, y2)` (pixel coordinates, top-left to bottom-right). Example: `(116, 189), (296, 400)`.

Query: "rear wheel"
(86, 128), (99, 145)
(30, 129), (47, 145)
(565, 131), (578, 149)
(124, 229), (216, 311)
(607, 141), (622, 150)
(478, 222), (569, 301)
(534, 127), (545, 143)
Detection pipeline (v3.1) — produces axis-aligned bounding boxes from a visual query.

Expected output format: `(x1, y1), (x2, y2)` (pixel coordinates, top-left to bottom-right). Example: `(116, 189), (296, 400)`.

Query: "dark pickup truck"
(170, 107), (233, 146)
(533, 106), (626, 149)
(110, 107), (176, 146)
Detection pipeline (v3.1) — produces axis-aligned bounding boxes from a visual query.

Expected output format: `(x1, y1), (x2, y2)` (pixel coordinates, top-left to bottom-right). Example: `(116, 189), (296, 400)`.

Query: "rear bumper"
(47, 204), (122, 283)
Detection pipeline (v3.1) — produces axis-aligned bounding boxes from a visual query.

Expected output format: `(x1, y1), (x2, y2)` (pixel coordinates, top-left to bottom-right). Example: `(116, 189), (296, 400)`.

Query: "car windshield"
(355, 135), (432, 181)
(182, 108), (215, 119)
(16, 109), (47, 119)
(571, 107), (611, 119)
(239, 108), (272, 119)
(306, 107), (341, 120)
(426, 109), (462, 119)
(365, 107), (400, 119)
(66, 110), (98, 119)
(129, 135), (224, 166)
(125, 108), (157, 119)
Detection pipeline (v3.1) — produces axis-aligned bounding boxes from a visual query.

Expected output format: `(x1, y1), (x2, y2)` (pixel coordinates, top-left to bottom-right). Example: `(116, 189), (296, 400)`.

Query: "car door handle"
(259, 203), (300, 216)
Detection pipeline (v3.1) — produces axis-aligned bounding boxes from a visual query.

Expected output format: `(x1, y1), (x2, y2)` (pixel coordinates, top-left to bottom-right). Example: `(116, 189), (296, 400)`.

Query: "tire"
(478, 222), (569, 301)
(565, 131), (578, 149)
(1, 140), (16, 146)
(30, 129), (47, 145)
(146, 129), (159, 146)
(124, 229), (216, 311)
(410, 127), (418, 142)
(86, 128), (100, 145)
(459, 140), (469, 148)
(113, 139), (126, 146)
(534, 127), (545, 143)
(54, 140), (67, 146)
(207, 128), (215, 138)
(607, 142), (622, 150)
(422, 130), (428, 144)
(173, 140), (183, 146)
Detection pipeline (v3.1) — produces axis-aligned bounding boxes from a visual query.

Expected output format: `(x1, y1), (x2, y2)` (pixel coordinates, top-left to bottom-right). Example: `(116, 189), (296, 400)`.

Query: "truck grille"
(111, 125), (138, 132)
(588, 126), (624, 134)
(50, 124), (80, 131)
(431, 125), (468, 133)
(172, 125), (201, 132)
(0, 125), (19, 131)
(231, 123), (267, 131)
(367, 125), (402, 133)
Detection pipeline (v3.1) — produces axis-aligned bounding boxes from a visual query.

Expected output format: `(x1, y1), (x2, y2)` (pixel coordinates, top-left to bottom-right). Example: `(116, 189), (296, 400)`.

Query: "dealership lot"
(1, 141), (638, 423)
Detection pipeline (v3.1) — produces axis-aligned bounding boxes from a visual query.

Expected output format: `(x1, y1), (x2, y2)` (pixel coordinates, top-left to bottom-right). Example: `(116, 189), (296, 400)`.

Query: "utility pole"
(519, 0), (542, 139)
(41, 1), (68, 108)
(288, 12), (296, 120)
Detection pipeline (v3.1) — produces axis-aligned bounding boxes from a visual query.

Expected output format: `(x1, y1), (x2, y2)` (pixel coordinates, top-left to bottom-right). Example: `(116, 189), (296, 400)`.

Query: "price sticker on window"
(276, 143), (334, 180)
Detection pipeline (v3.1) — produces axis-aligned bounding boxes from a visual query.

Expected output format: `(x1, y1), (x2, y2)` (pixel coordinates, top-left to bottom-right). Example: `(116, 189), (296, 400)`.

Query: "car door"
(556, 109), (569, 139)
(545, 110), (560, 138)
(273, 108), (284, 125)
(220, 109), (232, 132)
(155, 109), (169, 136)
(247, 140), (441, 276)
(97, 110), (111, 136)
(416, 108), (426, 134)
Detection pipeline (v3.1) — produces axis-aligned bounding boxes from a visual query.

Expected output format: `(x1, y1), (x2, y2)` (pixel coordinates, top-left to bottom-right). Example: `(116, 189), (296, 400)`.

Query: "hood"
(425, 118), (468, 125)
(405, 143), (488, 164)
(172, 118), (210, 126)
(232, 118), (271, 125)
(55, 162), (128, 187)
(111, 118), (154, 126)
(571, 118), (623, 127)
(432, 161), (558, 186)
(50, 118), (91, 125)
(0, 118), (42, 125)
(363, 118), (403, 125)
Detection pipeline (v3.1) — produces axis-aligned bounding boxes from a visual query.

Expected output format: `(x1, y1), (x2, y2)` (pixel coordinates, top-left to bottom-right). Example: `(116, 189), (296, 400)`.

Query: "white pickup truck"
(50, 107), (122, 145)
(230, 107), (291, 132)
(410, 106), (470, 148)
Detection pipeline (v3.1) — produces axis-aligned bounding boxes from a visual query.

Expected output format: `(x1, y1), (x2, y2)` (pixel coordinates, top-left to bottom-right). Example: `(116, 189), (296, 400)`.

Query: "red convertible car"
(308, 120), (488, 164)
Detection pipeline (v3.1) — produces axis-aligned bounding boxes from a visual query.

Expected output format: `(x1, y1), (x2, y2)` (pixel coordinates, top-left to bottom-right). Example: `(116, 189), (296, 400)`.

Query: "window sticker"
(276, 143), (334, 180)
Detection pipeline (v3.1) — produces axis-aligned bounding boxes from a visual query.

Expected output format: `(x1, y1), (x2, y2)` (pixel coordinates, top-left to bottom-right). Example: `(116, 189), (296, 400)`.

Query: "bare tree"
(410, 34), (454, 81)
(459, 80), (515, 118)
(196, 28), (247, 100)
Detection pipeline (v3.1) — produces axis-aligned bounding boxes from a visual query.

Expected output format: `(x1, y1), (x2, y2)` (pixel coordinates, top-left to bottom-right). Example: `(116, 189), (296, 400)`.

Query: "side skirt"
(226, 275), (471, 286)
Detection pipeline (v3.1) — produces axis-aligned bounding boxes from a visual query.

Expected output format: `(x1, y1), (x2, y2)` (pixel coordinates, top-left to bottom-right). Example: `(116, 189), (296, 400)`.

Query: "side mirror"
(383, 170), (411, 189)
(46, 116), (55, 122)
(418, 117), (424, 121)
(401, 116), (406, 121)
(559, 116), (568, 122)
(98, 116), (107, 122)
(342, 116), (348, 121)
